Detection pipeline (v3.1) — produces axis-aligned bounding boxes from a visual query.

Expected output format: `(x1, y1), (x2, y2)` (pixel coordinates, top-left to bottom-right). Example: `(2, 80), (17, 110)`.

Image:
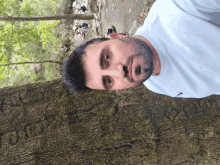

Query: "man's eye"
(103, 53), (110, 68)
(107, 79), (112, 86)
(105, 76), (113, 89)
(106, 53), (110, 61)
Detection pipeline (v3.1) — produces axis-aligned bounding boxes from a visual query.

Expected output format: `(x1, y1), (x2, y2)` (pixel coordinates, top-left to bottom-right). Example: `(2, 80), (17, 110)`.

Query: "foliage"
(0, 0), (64, 88)
(37, 21), (60, 50)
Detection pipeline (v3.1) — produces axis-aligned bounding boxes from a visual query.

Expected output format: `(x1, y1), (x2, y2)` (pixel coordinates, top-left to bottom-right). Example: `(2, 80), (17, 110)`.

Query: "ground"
(72, 0), (155, 46)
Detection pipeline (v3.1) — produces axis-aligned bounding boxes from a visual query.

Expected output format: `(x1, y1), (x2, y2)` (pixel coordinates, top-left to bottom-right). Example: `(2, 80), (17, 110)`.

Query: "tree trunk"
(0, 79), (220, 164)
(0, 14), (95, 21)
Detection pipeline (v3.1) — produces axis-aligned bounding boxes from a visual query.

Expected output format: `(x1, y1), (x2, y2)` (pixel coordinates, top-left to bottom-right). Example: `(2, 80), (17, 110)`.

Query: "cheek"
(85, 74), (90, 81)
(114, 49), (131, 63)
(112, 42), (130, 56)
(132, 81), (142, 87)
(117, 80), (139, 89)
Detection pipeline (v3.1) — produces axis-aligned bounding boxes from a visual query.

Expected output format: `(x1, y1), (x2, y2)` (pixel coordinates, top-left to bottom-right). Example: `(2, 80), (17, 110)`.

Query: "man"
(78, 6), (87, 12)
(73, 23), (89, 33)
(79, 23), (89, 29)
(63, 0), (220, 98)
(77, 30), (86, 38)
(72, 25), (78, 32)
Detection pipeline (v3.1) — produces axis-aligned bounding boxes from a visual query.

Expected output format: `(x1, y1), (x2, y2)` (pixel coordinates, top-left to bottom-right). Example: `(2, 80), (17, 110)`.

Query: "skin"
(82, 33), (161, 92)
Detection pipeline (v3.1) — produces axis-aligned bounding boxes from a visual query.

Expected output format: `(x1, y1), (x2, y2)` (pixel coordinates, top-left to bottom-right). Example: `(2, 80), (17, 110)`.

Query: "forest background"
(0, 0), (68, 88)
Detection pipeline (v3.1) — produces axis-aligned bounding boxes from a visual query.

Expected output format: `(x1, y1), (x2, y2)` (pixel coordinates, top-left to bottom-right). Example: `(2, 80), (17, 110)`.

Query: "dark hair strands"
(62, 38), (110, 94)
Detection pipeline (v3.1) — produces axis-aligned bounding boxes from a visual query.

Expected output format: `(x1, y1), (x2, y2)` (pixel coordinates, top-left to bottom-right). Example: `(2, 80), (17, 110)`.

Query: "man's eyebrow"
(102, 77), (107, 90)
(100, 48), (104, 68)
(99, 48), (107, 90)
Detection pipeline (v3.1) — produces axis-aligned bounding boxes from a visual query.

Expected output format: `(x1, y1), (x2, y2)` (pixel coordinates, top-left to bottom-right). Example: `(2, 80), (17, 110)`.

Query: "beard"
(116, 37), (155, 83)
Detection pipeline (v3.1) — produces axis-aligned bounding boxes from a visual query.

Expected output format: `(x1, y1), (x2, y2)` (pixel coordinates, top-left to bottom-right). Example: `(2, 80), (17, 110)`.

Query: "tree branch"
(0, 60), (63, 67)
(0, 14), (95, 21)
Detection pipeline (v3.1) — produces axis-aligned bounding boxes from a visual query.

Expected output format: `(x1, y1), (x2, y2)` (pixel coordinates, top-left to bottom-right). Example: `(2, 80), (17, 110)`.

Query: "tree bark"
(0, 79), (220, 164)
(0, 14), (95, 21)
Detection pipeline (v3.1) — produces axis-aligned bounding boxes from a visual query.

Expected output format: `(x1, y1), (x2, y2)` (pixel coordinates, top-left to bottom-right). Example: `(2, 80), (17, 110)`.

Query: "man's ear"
(108, 33), (129, 39)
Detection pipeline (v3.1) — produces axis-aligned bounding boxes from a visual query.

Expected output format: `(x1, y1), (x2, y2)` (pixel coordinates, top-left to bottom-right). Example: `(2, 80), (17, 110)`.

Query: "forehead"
(82, 41), (101, 68)
(81, 41), (103, 88)
(84, 41), (102, 53)
(81, 41), (102, 82)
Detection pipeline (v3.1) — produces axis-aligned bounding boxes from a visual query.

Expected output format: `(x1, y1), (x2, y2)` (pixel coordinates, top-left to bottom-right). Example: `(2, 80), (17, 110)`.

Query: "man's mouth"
(128, 57), (133, 82)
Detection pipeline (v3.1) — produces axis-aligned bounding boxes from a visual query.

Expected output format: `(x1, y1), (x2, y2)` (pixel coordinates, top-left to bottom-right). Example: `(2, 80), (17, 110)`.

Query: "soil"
(72, 0), (156, 46)
(97, 0), (155, 36)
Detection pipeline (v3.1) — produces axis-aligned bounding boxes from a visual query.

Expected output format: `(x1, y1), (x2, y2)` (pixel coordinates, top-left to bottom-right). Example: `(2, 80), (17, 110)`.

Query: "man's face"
(82, 36), (154, 91)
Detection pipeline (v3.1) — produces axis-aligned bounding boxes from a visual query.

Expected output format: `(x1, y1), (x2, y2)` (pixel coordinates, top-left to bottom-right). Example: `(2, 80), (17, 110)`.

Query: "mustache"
(118, 37), (155, 82)
(133, 38), (155, 82)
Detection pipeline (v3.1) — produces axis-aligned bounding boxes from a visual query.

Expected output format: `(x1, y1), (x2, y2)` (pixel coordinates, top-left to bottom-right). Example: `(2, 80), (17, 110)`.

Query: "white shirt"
(134, 0), (220, 98)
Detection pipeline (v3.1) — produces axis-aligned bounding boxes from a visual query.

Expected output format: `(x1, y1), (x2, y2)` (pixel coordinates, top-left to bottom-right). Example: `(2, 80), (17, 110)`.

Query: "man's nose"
(102, 64), (125, 78)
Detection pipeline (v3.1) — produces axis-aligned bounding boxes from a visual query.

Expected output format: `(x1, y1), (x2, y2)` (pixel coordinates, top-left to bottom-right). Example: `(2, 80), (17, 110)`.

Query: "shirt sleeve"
(172, 0), (220, 26)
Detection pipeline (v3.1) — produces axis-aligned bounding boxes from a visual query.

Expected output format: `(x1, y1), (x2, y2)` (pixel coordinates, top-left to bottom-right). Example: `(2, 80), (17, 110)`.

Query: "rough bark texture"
(0, 78), (220, 165)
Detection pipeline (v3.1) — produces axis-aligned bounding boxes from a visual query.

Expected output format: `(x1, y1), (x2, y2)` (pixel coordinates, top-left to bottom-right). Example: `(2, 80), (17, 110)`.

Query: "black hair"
(62, 38), (110, 94)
